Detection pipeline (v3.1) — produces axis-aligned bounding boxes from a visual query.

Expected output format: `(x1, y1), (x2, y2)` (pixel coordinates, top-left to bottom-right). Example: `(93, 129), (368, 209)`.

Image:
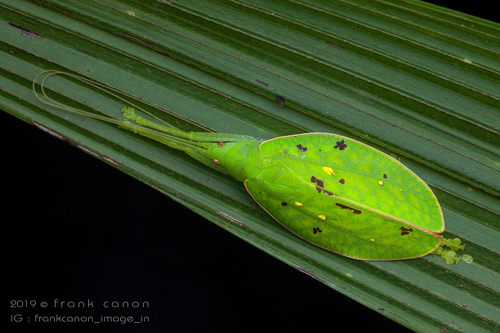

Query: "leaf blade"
(1, 0), (499, 331)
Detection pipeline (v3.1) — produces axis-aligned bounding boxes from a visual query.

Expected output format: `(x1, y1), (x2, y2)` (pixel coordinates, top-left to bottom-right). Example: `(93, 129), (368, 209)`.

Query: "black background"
(3, 2), (497, 332)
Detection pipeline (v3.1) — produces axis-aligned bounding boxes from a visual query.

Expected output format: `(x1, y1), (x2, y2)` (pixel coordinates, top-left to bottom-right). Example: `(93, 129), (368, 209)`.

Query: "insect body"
(33, 71), (464, 262)
(111, 108), (450, 260)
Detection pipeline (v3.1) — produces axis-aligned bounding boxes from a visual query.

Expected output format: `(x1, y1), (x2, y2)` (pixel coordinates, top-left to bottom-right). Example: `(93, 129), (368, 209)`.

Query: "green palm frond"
(2, 1), (499, 331)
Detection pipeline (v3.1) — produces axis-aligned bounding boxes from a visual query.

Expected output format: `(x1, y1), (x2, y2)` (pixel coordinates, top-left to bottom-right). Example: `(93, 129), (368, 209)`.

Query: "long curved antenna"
(33, 70), (214, 132)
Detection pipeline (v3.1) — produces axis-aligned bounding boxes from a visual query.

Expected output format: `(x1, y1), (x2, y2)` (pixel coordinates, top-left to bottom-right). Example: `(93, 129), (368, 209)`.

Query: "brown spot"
(297, 144), (307, 152)
(313, 227), (323, 234)
(310, 175), (324, 188)
(174, 193), (186, 200)
(383, 174), (387, 179)
(326, 41), (345, 50)
(7, 22), (44, 39)
(323, 189), (335, 196)
(336, 203), (361, 214)
(256, 79), (268, 87)
(275, 96), (286, 106)
(334, 140), (347, 150)
(313, 183), (338, 196)
(399, 226), (413, 236)
(339, 179), (345, 184)
(281, 202), (288, 206)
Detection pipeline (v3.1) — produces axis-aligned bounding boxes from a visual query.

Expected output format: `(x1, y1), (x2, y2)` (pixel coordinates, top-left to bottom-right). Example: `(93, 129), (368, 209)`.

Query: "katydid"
(33, 70), (467, 263)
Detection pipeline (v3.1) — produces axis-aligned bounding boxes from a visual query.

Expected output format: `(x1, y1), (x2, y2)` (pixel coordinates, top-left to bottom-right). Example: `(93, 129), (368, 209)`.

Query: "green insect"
(33, 71), (467, 263)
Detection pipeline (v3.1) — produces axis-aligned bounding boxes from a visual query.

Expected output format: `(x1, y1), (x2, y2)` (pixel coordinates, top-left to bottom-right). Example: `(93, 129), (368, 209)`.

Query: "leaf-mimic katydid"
(33, 70), (467, 263)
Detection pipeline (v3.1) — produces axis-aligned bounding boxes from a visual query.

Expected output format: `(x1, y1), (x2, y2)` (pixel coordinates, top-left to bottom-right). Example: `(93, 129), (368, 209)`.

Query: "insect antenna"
(32, 70), (215, 151)
(33, 70), (214, 132)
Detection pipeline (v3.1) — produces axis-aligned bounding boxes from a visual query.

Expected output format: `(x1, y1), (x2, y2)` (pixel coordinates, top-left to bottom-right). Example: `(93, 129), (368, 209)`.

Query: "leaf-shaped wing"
(260, 133), (444, 232)
(244, 133), (444, 260)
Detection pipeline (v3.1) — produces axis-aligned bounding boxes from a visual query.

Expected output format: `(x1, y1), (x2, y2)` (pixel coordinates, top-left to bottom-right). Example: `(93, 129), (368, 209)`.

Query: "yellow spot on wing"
(370, 239), (375, 242)
(294, 202), (303, 207)
(378, 180), (384, 186)
(322, 166), (334, 176)
(318, 215), (326, 220)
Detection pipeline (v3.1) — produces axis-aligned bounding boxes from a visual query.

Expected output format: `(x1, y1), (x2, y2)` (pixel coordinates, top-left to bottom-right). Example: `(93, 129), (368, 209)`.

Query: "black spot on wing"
(312, 227), (323, 234)
(297, 144), (307, 152)
(383, 174), (388, 179)
(281, 202), (288, 206)
(334, 140), (347, 150)
(399, 226), (413, 236)
(336, 203), (361, 214)
(339, 179), (345, 185)
(315, 186), (336, 196)
(323, 189), (335, 196)
(311, 175), (324, 188)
